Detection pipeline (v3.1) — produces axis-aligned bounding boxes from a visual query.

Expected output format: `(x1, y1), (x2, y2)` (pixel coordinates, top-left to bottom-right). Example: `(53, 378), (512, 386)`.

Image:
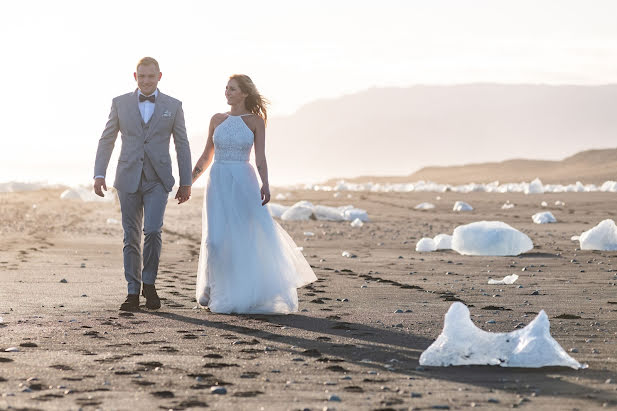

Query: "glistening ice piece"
(419, 302), (584, 369)
(579, 219), (617, 251)
(451, 221), (533, 256)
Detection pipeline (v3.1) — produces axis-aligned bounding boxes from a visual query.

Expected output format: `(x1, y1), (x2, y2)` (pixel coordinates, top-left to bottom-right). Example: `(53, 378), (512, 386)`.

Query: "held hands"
(94, 178), (107, 197)
(175, 185), (191, 204)
(260, 184), (270, 206)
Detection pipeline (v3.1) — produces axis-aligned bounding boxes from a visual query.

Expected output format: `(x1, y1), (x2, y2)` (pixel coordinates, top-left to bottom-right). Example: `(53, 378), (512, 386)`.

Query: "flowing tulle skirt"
(196, 160), (317, 314)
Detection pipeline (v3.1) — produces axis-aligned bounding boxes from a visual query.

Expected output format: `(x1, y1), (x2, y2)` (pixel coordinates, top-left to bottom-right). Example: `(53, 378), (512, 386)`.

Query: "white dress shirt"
(138, 88), (158, 123)
(94, 89), (158, 180)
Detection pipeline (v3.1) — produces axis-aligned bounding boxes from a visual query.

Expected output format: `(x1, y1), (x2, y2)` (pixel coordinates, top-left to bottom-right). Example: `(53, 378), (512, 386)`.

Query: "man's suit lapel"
(145, 92), (167, 141)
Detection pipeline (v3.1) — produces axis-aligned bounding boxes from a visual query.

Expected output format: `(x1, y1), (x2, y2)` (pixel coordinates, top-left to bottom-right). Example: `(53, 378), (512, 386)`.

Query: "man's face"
(134, 64), (161, 96)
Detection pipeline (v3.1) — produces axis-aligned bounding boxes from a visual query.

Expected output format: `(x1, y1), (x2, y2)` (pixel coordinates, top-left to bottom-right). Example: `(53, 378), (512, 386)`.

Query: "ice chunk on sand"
(601, 181), (617, 192)
(281, 201), (314, 221)
(314, 205), (344, 221)
(541, 201), (548, 207)
(433, 234), (452, 250)
(416, 238), (436, 252)
(312, 205), (369, 222)
(415, 202), (435, 210)
(532, 211), (556, 224)
(525, 178), (544, 195)
(488, 274), (519, 285)
(555, 200), (565, 206)
(342, 206), (369, 222)
(419, 302), (584, 369)
(60, 187), (113, 202)
(501, 201), (515, 209)
(275, 192), (291, 200)
(416, 234), (452, 252)
(451, 221), (533, 256)
(579, 219), (617, 251)
(453, 201), (473, 212)
(267, 203), (289, 218)
(570, 235), (580, 241)
(350, 218), (364, 227)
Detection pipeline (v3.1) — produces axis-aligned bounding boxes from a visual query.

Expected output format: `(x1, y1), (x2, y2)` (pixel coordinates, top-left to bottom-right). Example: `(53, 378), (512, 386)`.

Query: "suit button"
(140, 158), (144, 161)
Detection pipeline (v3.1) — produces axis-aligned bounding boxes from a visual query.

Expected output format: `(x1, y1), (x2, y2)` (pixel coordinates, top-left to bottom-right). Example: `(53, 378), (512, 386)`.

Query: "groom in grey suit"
(93, 57), (192, 311)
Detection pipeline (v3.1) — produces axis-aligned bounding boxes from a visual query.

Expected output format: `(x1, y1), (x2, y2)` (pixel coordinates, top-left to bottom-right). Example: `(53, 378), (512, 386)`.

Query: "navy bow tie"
(139, 94), (155, 103)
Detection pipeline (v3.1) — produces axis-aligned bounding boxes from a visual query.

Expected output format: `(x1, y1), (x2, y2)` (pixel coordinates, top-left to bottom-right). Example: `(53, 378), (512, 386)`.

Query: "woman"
(191, 75), (317, 314)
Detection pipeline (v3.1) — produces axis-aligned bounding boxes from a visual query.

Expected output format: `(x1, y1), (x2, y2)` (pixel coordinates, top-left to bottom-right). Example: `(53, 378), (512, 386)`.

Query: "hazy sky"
(2, 0), (617, 185)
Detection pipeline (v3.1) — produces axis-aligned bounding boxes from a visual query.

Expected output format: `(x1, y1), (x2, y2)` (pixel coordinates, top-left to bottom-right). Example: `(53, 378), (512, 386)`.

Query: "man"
(93, 57), (192, 311)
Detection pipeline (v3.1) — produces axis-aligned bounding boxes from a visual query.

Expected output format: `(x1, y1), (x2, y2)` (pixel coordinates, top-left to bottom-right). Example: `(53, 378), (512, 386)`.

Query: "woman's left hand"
(261, 185), (271, 206)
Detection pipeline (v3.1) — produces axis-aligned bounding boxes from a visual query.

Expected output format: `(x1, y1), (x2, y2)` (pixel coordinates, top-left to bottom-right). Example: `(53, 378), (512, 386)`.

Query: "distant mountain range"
(336, 148), (617, 185)
(264, 84), (617, 185)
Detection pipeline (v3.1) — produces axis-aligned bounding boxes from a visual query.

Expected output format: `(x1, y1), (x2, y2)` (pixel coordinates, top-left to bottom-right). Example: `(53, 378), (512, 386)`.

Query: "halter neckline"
(227, 113), (252, 117)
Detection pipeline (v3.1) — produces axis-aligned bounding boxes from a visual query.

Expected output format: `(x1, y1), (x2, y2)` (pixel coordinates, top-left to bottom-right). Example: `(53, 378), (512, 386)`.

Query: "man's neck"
(139, 88), (158, 97)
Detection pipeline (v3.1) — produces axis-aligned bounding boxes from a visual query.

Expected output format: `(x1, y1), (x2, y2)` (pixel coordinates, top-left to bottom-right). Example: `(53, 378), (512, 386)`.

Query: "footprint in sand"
(239, 371), (260, 379)
(233, 391), (264, 397)
(34, 393), (64, 402)
(141, 340), (166, 345)
(151, 391), (175, 398)
(301, 349), (322, 358)
(239, 348), (261, 354)
(326, 365), (349, 372)
(49, 364), (73, 371)
(114, 370), (139, 376)
(202, 363), (239, 369)
(137, 361), (163, 368)
(182, 334), (198, 339)
(232, 338), (259, 346)
(75, 398), (103, 407)
(132, 380), (155, 386)
(94, 355), (127, 363)
(176, 399), (209, 408)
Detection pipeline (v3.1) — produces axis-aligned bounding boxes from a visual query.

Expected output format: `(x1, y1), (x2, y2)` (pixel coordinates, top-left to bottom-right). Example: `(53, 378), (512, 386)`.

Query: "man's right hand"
(94, 177), (107, 197)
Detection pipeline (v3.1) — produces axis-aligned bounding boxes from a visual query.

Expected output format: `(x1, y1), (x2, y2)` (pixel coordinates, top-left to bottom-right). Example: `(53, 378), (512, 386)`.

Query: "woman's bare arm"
(192, 114), (224, 183)
(252, 116), (270, 205)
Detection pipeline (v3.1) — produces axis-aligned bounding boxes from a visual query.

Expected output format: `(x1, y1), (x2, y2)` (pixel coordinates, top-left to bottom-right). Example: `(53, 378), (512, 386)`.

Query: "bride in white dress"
(191, 75), (317, 314)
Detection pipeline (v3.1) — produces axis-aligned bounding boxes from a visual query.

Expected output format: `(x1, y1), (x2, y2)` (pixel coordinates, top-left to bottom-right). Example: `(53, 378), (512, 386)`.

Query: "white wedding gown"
(196, 114), (317, 314)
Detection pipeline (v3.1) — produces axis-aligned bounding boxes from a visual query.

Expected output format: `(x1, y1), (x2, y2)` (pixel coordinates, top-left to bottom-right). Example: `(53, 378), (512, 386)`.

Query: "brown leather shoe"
(120, 294), (140, 311)
(142, 283), (161, 310)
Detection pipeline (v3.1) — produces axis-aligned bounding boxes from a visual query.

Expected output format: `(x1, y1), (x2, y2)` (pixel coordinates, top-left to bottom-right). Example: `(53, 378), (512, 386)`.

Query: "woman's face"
(225, 79), (248, 106)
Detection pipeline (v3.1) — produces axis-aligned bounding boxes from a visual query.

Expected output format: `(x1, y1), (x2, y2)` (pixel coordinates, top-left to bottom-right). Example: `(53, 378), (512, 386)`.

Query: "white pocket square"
(162, 110), (172, 118)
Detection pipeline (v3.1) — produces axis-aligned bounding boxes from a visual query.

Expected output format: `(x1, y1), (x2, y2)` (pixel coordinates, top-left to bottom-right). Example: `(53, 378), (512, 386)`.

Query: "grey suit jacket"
(94, 89), (192, 193)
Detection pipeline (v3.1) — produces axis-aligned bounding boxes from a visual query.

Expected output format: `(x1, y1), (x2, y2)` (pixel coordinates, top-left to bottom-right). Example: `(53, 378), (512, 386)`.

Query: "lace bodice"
(213, 115), (254, 162)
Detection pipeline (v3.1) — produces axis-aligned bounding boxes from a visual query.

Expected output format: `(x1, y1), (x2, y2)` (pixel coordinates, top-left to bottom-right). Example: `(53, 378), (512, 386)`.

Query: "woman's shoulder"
(210, 113), (229, 127)
(211, 112), (229, 121)
(243, 113), (265, 127)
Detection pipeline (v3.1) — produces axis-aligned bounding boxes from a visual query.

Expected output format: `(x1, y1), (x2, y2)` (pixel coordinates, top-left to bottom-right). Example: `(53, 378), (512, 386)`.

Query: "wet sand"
(1, 188), (616, 410)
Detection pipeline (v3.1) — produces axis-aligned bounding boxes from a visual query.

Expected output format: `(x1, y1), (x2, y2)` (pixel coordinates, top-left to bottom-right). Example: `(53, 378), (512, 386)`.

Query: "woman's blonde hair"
(229, 74), (269, 125)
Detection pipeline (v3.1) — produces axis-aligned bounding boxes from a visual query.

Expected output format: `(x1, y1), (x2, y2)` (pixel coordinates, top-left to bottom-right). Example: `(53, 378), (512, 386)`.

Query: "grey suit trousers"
(117, 173), (169, 295)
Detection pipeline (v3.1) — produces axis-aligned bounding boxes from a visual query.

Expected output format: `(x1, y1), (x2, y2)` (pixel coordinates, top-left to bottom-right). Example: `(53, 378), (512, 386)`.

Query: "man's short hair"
(136, 57), (160, 72)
